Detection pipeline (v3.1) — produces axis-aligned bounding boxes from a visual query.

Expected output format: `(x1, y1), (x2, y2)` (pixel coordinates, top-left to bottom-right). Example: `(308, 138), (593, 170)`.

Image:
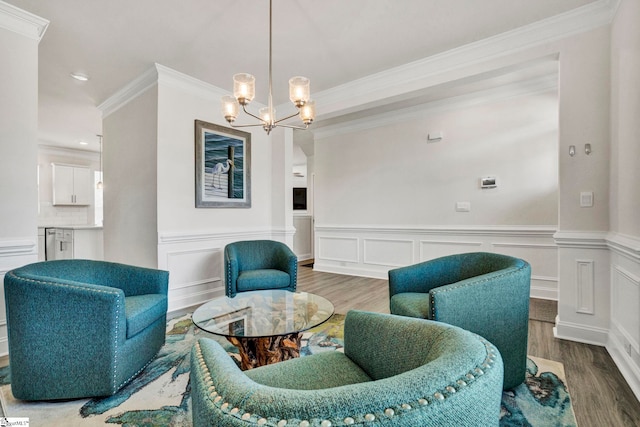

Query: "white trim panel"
(363, 238), (413, 268)
(576, 259), (595, 314)
(318, 236), (359, 264)
(314, 225), (557, 299)
(0, 241), (39, 357)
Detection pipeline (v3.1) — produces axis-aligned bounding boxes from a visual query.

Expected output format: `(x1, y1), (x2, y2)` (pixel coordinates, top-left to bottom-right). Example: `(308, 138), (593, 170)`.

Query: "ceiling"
(6, 0), (597, 152)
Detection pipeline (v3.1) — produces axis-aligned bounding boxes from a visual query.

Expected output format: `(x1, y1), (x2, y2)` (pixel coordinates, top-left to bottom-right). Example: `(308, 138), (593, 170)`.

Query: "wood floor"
(298, 264), (640, 427)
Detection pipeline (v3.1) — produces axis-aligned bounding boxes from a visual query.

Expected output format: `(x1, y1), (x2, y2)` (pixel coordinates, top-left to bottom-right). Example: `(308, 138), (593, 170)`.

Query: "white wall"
(101, 64), (293, 312)
(103, 87), (159, 268)
(606, 0), (640, 401)
(315, 90), (558, 227)
(0, 2), (46, 356)
(554, 25), (612, 345)
(155, 80), (272, 235)
(313, 87), (560, 297)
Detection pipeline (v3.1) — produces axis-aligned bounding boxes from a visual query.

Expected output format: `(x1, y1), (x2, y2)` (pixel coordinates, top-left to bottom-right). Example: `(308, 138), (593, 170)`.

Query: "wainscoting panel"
(167, 248), (222, 290)
(293, 214), (313, 261)
(317, 236), (359, 263)
(158, 228), (294, 313)
(0, 237), (39, 357)
(607, 233), (640, 402)
(363, 238), (413, 267)
(576, 259), (595, 315)
(612, 265), (640, 349)
(314, 225), (557, 298)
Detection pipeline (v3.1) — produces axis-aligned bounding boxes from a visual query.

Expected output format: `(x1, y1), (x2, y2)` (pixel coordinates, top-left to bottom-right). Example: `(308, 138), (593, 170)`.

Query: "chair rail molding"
(607, 232), (640, 261)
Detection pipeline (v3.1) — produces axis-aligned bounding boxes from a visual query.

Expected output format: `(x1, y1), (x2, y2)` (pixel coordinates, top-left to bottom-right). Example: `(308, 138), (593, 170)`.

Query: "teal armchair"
(224, 240), (297, 298)
(388, 252), (531, 390)
(191, 310), (504, 427)
(4, 259), (169, 400)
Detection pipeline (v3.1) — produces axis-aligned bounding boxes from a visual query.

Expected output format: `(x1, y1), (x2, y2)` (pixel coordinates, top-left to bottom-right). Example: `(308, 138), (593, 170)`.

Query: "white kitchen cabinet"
(52, 164), (91, 205)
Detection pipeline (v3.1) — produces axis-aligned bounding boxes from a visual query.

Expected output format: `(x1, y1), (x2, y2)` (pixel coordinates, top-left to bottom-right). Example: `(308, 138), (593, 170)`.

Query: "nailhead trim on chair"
(194, 336), (499, 426)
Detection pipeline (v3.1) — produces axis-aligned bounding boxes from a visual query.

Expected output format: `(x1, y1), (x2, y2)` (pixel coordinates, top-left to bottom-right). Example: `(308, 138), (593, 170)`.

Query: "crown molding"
(98, 63), (260, 119)
(97, 65), (159, 118)
(155, 64), (227, 101)
(313, 0), (619, 120)
(0, 1), (48, 42)
(314, 73), (558, 139)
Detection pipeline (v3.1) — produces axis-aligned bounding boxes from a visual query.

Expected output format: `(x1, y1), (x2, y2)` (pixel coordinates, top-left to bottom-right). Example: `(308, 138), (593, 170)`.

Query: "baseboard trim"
(607, 334), (640, 402)
(553, 319), (609, 346)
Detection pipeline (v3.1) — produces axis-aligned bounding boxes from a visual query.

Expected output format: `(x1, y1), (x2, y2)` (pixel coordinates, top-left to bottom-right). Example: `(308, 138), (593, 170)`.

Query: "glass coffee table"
(192, 289), (334, 370)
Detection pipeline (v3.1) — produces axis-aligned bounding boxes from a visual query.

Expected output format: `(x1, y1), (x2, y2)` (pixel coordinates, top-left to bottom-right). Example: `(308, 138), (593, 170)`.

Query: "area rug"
(0, 313), (577, 426)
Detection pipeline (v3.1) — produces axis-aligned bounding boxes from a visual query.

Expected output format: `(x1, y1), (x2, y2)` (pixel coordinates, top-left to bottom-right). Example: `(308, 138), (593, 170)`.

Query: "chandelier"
(221, 0), (315, 135)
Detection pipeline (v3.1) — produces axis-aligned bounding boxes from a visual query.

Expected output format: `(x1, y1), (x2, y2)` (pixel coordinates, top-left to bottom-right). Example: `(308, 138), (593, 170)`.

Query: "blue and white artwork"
(195, 120), (251, 208)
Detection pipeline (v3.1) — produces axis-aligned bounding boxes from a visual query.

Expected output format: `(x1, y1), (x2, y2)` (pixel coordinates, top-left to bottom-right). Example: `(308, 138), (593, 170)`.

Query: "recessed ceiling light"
(79, 141), (88, 145)
(70, 72), (89, 82)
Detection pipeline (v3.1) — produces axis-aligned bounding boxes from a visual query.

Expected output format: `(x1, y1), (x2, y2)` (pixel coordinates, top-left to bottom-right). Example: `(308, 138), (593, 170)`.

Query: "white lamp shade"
(259, 107), (275, 123)
(221, 95), (239, 122)
(233, 73), (255, 105)
(289, 76), (310, 107)
(299, 100), (315, 124)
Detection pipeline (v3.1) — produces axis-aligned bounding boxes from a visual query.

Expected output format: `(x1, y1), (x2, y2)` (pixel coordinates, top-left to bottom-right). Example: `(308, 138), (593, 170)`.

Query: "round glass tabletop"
(192, 289), (334, 339)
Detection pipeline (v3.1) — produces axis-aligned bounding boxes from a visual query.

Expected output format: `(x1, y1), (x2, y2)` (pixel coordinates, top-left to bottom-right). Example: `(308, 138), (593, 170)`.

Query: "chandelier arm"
(277, 123), (310, 131)
(241, 104), (267, 123)
(273, 111), (302, 125)
(229, 123), (267, 129)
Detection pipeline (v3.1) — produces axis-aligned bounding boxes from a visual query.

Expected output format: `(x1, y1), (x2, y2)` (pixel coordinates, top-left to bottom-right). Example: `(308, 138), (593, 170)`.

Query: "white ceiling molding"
(311, 0), (619, 121)
(155, 63), (228, 102)
(0, 1), (48, 42)
(97, 65), (159, 118)
(99, 63), (265, 119)
(314, 73), (558, 140)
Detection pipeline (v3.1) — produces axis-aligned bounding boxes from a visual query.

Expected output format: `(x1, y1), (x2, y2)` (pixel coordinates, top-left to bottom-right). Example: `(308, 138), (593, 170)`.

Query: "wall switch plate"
(456, 201), (471, 212)
(580, 191), (594, 207)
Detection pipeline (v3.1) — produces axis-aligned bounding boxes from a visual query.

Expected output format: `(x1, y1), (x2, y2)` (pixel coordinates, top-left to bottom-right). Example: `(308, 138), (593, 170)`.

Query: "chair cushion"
(389, 293), (431, 319)
(245, 351), (372, 390)
(237, 269), (291, 292)
(124, 294), (167, 339)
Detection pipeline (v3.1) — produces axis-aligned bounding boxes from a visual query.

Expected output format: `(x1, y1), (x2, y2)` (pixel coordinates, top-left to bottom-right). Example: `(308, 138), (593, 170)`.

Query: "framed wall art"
(195, 120), (251, 208)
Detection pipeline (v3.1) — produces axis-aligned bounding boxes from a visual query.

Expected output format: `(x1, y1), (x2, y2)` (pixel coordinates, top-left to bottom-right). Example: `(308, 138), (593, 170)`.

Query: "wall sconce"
(585, 143), (592, 155)
(569, 145), (576, 157)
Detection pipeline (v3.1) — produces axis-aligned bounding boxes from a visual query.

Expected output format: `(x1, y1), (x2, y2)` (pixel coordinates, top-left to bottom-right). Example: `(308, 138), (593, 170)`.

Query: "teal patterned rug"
(0, 313), (577, 426)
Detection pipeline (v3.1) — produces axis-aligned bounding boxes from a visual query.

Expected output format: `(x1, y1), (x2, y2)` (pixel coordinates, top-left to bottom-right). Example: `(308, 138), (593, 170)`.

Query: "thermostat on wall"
(480, 176), (497, 189)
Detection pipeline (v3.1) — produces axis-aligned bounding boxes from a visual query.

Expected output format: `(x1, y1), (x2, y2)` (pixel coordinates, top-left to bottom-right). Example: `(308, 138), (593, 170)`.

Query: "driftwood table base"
(227, 332), (302, 370)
